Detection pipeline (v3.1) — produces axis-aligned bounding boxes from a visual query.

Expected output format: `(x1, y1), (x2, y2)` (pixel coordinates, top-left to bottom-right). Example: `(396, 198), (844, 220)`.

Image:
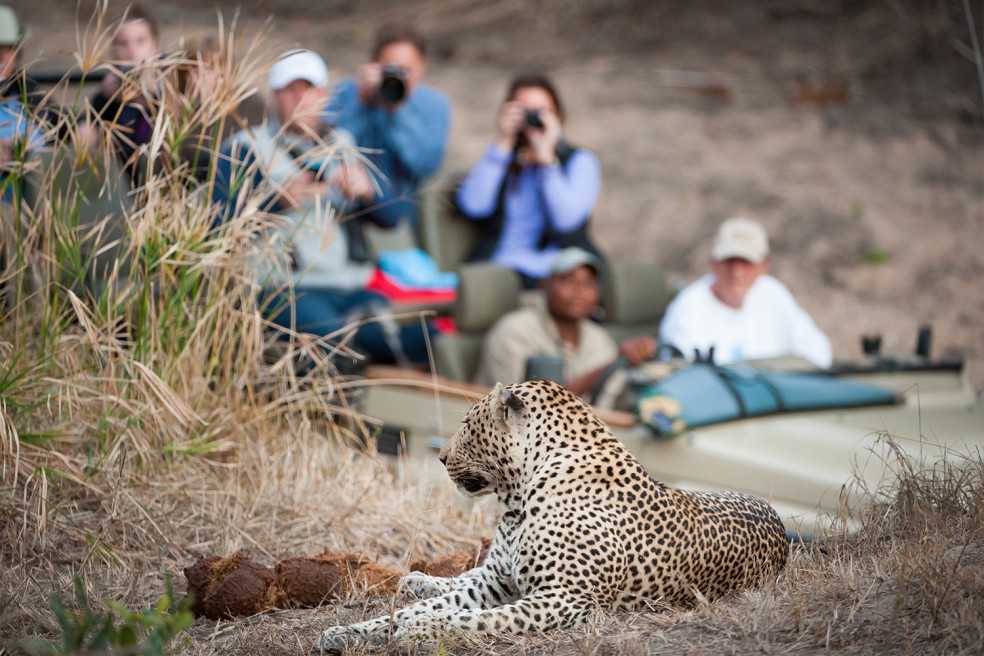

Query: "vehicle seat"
(23, 146), (132, 298)
(417, 172), (478, 273)
(602, 259), (671, 343)
(433, 262), (520, 382)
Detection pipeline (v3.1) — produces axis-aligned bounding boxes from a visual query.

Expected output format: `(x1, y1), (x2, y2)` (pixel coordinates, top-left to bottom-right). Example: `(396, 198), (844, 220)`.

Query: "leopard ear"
(490, 383), (525, 428)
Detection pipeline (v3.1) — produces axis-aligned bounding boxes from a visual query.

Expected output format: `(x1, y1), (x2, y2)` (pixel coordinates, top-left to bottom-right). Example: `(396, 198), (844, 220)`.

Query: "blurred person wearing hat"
(474, 247), (656, 396)
(214, 49), (433, 366)
(0, 4), (28, 85)
(0, 4), (43, 203)
(325, 21), (450, 255)
(659, 217), (832, 368)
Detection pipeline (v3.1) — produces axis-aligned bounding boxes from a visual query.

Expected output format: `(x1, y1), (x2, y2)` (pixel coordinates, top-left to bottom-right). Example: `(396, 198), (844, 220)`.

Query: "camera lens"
(525, 109), (544, 129)
(378, 66), (407, 104)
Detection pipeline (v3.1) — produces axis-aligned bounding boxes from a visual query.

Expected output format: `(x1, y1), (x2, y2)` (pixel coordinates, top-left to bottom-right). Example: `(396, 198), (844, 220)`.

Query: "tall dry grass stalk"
(1, 6), (493, 647)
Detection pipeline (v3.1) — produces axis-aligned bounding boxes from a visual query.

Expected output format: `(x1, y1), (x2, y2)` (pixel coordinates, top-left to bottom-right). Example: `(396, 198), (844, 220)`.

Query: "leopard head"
(438, 382), (532, 499)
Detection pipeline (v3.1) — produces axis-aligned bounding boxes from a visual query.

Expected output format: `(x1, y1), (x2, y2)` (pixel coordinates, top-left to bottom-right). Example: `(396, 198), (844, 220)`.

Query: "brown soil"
(18, 0), (984, 390)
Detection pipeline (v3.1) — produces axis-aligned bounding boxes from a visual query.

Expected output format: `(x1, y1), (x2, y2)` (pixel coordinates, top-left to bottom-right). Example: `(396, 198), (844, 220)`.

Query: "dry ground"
(3, 427), (982, 656)
(3, 1), (984, 655)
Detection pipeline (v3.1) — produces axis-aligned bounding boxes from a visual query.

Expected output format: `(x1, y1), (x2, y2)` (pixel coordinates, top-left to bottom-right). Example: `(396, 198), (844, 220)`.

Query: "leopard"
(319, 380), (789, 652)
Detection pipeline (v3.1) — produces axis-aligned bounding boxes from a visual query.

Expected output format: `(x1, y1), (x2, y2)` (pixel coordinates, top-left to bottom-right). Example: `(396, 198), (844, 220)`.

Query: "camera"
(378, 64), (408, 104)
(524, 109), (544, 129)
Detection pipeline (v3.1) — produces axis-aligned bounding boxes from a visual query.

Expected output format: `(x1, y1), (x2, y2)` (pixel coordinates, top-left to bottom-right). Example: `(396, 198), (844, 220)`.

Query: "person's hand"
(329, 163), (374, 203)
(618, 335), (657, 367)
(99, 71), (122, 99)
(281, 171), (330, 209)
(357, 62), (383, 106)
(525, 109), (562, 166)
(494, 101), (526, 151)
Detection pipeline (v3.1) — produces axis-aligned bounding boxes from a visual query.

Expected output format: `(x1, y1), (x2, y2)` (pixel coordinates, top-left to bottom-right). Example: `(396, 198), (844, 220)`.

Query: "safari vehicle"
(354, 183), (984, 539)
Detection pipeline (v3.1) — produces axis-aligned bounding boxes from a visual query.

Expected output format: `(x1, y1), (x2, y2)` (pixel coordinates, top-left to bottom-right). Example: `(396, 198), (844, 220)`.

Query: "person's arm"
(564, 335), (656, 397)
(384, 87), (450, 181)
(538, 149), (601, 232)
(455, 144), (512, 219)
(788, 304), (833, 368)
(761, 278), (832, 369)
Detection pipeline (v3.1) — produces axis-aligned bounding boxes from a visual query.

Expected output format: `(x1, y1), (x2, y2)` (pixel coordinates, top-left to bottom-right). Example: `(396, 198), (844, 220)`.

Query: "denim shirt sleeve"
(384, 85), (450, 180)
(326, 79), (450, 180)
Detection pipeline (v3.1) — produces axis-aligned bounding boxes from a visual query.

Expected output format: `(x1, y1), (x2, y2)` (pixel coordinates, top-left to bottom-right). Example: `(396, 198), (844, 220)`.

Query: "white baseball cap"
(269, 49), (329, 91)
(0, 5), (28, 46)
(711, 217), (770, 264)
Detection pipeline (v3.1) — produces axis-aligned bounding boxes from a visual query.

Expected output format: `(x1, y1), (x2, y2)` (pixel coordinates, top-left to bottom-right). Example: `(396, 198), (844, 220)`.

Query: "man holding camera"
(213, 50), (434, 366)
(325, 22), (451, 250)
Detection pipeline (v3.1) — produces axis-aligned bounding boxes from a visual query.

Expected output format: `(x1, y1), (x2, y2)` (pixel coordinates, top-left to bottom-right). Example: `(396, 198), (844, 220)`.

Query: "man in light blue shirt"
(325, 22), (450, 253)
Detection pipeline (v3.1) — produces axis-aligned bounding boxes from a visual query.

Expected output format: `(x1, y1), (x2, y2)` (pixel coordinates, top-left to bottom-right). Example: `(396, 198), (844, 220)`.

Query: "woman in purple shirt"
(456, 73), (602, 287)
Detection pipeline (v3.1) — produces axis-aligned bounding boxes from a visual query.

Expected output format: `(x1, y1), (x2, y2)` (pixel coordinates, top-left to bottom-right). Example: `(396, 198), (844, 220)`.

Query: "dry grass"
(0, 4), (494, 652)
(2, 4), (983, 656)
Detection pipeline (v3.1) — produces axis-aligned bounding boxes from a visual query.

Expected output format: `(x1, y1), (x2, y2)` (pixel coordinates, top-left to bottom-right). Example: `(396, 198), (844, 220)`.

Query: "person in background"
(659, 217), (832, 368)
(456, 72), (602, 288)
(168, 34), (264, 182)
(88, 5), (161, 170)
(0, 4), (40, 104)
(474, 248), (655, 397)
(214, 49), (432, 366)
(325, 22), (450, 257)
(0, 4), (44, 204)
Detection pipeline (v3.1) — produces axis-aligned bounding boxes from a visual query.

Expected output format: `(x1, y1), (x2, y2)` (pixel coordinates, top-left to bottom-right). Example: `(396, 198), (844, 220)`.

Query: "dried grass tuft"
(0, 3), (497, 652)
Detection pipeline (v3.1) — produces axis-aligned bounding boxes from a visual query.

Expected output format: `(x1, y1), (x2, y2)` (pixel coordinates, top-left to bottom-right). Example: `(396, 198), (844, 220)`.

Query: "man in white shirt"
(659, 217), (832, 368)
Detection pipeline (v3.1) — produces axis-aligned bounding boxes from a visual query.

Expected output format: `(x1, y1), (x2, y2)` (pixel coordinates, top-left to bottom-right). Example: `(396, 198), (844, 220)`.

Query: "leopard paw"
(400, 571), (452, 599)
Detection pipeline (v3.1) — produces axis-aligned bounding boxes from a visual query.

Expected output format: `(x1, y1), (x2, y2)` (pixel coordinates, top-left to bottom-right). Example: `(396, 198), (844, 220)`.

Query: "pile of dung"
(184, 539), (491, 620)
(409, 537), (493, 578)
(184, 552), (287, 620)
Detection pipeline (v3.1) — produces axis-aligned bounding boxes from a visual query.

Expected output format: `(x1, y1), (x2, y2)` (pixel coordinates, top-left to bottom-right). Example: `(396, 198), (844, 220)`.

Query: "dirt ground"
(15, 0), (984, 389)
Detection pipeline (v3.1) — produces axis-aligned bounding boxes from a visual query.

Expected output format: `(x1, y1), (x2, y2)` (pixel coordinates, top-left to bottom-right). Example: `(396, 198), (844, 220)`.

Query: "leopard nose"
(439, 453), (448, 465)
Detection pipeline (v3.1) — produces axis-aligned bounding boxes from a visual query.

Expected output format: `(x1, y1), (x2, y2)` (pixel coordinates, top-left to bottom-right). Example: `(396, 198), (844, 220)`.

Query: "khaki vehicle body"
(360, 362), (984, 539)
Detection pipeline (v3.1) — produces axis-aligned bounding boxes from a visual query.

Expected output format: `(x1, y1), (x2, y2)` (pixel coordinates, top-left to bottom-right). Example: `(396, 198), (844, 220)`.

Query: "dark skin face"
(543, 263), (657, 398)
(543, 265), (601, 329)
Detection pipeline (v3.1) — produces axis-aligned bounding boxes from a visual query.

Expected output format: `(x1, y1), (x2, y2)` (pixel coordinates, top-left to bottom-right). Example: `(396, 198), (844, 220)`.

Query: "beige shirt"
(474, 306), (618, 388)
